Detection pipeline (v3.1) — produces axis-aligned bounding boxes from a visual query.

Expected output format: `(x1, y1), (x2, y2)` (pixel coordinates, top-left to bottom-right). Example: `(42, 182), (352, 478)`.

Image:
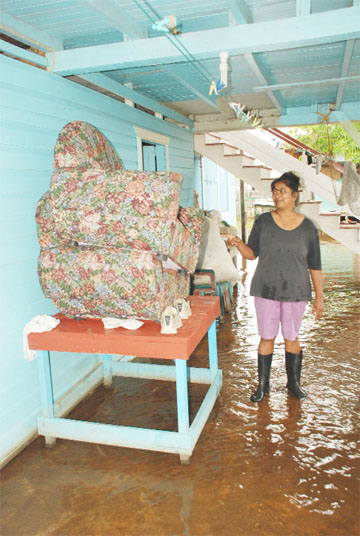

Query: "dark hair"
(271, 172), (300, 193)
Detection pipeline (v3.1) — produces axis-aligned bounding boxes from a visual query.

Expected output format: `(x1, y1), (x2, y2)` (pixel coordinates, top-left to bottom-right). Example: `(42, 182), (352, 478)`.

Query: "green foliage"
(288, 122), (360, 163)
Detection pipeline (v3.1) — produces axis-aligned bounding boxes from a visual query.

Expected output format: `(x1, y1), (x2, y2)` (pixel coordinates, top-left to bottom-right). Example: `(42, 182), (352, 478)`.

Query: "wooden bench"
(28, 296), (222, 464)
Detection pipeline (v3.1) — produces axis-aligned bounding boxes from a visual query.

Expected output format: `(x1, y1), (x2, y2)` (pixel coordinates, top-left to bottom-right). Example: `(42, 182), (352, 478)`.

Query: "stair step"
(205, 142), (229, 146)
(244, 165), (271, 170)
(339, 223), (360, 229)
(207, 142), (241, 151)
(319, 212), (341, 217)
(224, 153), (255, 160)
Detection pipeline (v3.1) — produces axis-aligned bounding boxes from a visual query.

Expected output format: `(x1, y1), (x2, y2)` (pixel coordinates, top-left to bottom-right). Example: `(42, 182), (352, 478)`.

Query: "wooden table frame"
(29, 296), (222, 464)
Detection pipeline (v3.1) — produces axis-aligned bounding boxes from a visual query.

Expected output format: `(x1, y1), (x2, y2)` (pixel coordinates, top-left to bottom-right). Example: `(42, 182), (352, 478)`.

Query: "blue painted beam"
(38, 416), (193, 455)
(111, 361), (213, 384)
(279, 102), (360, 125)
(255, 74), (360, 92)
(296, 0), (311, 16)
(163, 65), (218, 110)
(0, 39), (47, 67)
(47, 8), (360, 75)
(84, 0), (148, 39)
(102, 355), (113, 387)
(79, 73), (193, 127)
(190, 370), (222, 449)
(0, 10), (63, 52)
(227, 0), (253, 24)
(244, 53), (282, 111)
(336, 40), (355, 110)
(331, 111), (360, 146)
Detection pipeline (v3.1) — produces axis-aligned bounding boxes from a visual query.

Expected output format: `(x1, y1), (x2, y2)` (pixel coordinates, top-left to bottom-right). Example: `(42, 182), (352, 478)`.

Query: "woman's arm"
(227, 236), (256, 260)
(310, 269), (324, 320)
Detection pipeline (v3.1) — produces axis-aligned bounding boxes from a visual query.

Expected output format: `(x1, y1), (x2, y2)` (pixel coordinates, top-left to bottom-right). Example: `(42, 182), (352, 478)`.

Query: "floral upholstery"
(36, 168), (201, 272)
(39, 247), (190, 320)
(53, 121), (122, 170)
(37, 120), (203, 320)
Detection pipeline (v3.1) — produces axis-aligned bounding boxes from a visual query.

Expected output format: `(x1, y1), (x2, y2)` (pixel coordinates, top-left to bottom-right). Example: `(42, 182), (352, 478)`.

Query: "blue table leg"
(102, 354), (113, 387)
(208, 320), (218, 380)
(37, 350), (56, 447)
(175, 359), (191, 464)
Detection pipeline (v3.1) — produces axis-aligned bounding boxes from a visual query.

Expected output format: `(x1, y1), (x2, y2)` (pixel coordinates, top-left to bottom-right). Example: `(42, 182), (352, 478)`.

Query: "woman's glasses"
(272, 188), (291, 196)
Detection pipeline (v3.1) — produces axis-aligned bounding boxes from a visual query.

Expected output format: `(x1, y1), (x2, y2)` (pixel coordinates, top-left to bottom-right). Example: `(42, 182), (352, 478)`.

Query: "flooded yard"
(1, 237), (359, 536)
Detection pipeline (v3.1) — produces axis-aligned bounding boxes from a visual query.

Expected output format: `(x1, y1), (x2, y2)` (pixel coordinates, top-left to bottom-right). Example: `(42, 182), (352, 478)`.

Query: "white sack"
(196, 216), (242, 283)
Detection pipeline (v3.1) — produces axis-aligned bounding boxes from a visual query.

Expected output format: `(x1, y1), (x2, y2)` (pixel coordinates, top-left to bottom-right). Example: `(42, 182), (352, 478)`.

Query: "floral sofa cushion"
(37, 168), (204, 273)
(53, 121), (122, 170)
(38, 247), (190, 321)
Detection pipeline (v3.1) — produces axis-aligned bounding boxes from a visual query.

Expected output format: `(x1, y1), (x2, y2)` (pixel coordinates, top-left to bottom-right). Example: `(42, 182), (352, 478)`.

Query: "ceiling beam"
(227, 0), (253, 24)
(335, 40), (355, 110)
(84, 0), (148, 40)
(255, 74), (360, 92)
(163, 65), (218, 110)
(78, 73), (193, 127)
(193, 101), (360, 131)
(244, 53), (282, 111)
(0, 10), (63, 51)
(279, 102), (360, 126)
(0, 39), (47, 67)
(193, 114), (279, 133)
(331, 111), (360, 146)
(296, 0), (311, 16)
(46, 7), (360, 75)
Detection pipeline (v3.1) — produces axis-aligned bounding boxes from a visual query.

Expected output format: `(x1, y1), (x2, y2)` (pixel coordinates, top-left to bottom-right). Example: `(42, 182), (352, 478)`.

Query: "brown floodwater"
(1, 237), (359, 536)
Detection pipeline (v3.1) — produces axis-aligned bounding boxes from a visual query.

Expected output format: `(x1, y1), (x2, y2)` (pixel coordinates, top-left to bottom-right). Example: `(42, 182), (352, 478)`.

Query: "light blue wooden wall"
(202, 158), (237, 227)
(0, 54), (195, 467)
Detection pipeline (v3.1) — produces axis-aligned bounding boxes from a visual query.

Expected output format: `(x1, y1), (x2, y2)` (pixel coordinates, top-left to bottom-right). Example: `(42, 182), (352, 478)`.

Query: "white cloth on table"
(102, 318), (144, 330)
(23, 315), (60, 361)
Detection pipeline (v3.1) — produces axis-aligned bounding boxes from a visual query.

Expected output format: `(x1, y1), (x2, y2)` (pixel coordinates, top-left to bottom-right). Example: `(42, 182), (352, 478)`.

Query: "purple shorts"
(254, 297), (307, 341)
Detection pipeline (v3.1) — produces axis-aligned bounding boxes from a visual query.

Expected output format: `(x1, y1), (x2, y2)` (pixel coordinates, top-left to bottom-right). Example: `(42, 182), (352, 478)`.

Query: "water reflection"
(1, 239), (359, 536)
(226, 237), (359, 523)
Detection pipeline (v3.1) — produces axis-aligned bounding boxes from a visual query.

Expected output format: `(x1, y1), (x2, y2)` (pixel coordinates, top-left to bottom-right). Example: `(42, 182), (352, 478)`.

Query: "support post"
(175, 359), (191, 464)
(240, 178), (246, 242)
(37, 351), (56, 447)
(102, 354), (113, 387)
(208, 321), (219, 379)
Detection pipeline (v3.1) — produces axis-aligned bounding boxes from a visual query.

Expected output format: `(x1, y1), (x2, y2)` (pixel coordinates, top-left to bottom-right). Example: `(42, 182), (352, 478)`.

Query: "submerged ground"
(1, 237), (359, 536)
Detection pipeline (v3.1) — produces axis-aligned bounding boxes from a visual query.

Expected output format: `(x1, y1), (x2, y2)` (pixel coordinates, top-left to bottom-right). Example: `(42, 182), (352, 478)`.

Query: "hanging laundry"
(209, 81), (218, 95)
(216, 80), (225, 92)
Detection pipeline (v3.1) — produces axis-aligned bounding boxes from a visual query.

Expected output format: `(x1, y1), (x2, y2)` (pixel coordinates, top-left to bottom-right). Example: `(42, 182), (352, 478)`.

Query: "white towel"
(23, 315), (60, 361)
(102, 318), (144, 330)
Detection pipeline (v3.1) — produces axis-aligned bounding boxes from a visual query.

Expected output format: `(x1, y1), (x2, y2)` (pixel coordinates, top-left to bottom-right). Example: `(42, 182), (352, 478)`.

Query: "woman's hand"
(312, 296), (324, 320)
(226, 236), (241, 248)
(310, 270), (324, 320)
(225, 235), (256, 260)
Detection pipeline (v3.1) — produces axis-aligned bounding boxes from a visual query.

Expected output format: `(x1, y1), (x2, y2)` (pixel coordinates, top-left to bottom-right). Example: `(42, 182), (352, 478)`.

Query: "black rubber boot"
(250, 353), (273, 402)
(285, 351), (307, 399)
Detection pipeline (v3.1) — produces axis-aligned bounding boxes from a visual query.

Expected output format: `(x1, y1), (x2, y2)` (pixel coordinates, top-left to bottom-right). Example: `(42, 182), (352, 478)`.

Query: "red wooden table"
(29, 296), (222, 464)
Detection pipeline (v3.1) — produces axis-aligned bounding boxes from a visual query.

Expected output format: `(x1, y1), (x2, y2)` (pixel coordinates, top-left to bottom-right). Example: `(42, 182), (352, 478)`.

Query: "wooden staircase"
(194, 131), (360, 255)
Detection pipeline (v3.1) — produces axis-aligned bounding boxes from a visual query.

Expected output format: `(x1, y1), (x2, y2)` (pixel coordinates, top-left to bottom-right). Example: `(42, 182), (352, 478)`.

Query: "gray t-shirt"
(247, 212), (322, 302)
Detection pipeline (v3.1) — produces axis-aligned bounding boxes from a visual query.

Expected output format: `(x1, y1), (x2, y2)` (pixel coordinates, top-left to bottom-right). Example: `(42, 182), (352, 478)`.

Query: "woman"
(228, 172), (324, 402)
